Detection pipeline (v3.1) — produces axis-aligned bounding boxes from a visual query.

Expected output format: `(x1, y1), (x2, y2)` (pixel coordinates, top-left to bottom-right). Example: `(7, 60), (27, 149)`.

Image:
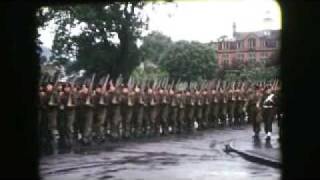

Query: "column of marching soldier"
(38, 74), (282, 155)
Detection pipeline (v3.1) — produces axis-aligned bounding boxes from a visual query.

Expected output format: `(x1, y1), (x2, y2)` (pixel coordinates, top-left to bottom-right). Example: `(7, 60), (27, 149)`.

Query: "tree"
(140, 31), (172, 64)
(40, 2), (148, 80)
(159, 41), (217, 81)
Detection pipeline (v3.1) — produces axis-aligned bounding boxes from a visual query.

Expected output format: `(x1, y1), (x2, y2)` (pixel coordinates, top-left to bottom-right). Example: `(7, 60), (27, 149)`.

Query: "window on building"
(265, 39), (276, 48)
(218, 42), (222, 50)
(248, 38), (256, 49)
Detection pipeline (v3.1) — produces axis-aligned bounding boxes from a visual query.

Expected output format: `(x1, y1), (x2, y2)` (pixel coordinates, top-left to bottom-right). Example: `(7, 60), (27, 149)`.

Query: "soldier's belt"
(263, 105), (273, 108)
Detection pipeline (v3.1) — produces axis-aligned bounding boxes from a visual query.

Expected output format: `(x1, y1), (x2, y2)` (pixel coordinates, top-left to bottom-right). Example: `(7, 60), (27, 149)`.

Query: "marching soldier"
(211, 87), (220, 128)
(185, 88), (196, 133)
(177, 90), (186, 134)
(59, 83), (78, 152)
(39, 84), (47, 154)
(203, 89), (211, 129)
(262, 86), (276, 141)
(43, 82), (60, 154)
(237, 83), (246, 126)
(169, 88), (178, 134)
(110, 83), (122, 140)
(159, 87), (170, 135)
(195, 88), (203, 130)
(228, 85), (236, 127)
(92, 85), (107, 143)
(121, 85), (135, 139)
(219, 87), (228, 127)
(78, 83), (95, 145)
(251, 86), (263, 139)
(132, 85), (144, 137)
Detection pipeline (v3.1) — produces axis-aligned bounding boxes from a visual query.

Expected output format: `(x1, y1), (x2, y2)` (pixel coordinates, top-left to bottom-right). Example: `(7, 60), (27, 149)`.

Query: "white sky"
(39, 0), (281, 48)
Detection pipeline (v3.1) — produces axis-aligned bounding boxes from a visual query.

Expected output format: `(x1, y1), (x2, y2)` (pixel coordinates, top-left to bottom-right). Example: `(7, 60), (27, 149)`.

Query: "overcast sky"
(39, 0), (281, 48)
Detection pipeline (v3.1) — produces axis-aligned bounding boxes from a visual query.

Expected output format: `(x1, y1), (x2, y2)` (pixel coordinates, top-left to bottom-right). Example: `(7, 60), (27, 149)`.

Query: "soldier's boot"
(49, 130), (59, 155)
(163, 124), (169, 136)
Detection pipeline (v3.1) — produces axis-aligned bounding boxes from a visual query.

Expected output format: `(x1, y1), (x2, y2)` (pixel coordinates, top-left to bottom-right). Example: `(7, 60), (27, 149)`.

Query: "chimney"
(232, 22), (236, 38)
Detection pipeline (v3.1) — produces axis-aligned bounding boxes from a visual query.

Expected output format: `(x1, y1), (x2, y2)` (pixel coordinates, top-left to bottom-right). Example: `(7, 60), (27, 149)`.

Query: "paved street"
(40, 124), (281, 180)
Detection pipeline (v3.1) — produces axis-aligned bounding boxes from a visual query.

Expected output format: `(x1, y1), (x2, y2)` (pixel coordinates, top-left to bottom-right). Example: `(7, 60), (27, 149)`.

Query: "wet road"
(40, 125), (280, 180)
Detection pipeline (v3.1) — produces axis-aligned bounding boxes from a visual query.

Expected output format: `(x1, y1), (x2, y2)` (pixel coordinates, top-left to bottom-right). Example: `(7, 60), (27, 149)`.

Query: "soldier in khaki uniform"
(121, 86), (135, 139)
(185, 89), (196, 133)
(195, 89), (203, 130)
(203, 89), (211, 129)
(92, 85), (107, 143)
(110, 84), (122, 140)
(219, 87), (228, 127)
(39, 85), (47, 154)
(59, 83), (78, 151)
(132, 85), (145, 137)
(177, 90), (186, 134)
(227, 85), (236, 127)
(169, 88), (178, 134)
(159, 88), (170, 136)
(44, 82), (60, 154)
(78, 84), (94, 145)
(251, 86), (263, 139)
(211, 88), (219, 128)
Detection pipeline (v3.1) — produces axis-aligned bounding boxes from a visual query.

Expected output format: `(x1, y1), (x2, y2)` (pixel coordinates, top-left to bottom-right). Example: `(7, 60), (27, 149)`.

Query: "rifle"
(67, 76), (77, 107)
(85, 73), (95, 105)
(99, 74), (110, 105)
(48, 73), (61, 106)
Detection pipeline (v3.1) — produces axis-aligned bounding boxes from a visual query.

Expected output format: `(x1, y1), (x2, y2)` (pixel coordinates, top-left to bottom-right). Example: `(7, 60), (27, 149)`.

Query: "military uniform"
(59, 90), (78, 151)
(169, 91), (178, 134)
(203, 91), (211, 129)
(110, 89), (122, 139)
(250, 90), (263, 137)
(93, 90), (107, 142)
(43, 90), (60, 154)
(227, 89), (236, 127)
(177, 92), (186, 134)
(211, 90), (219, 128)
(121, 89), (135, 138)
(185, 91), (196, 132)
(78, 90), (94, 145)
(146, 90), (160, 136)
(133, 89), (145, 137)
(195, 91), (203, 130)
(159, 90), (170, 135)
(219, 90), (228, 127)
(39, 90), (47, 154)
(262, 89), (276, 140)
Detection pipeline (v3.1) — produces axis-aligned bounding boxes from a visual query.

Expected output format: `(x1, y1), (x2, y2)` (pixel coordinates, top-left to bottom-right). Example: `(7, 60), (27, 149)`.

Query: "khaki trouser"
(122, 106), (133, 138)
(82, 107), (94, 143)
(63, 108), (76, 149)
(177, 107), (185, 133)
(169, 106), (178, 134)
(160, 104), (169, 135)
(94, 106), (106, 140)
(111, 105), (122, 139)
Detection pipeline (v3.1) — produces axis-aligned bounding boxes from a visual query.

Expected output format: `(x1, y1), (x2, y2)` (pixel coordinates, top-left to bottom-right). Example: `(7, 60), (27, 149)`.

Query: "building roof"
(234, 29), (280, 40)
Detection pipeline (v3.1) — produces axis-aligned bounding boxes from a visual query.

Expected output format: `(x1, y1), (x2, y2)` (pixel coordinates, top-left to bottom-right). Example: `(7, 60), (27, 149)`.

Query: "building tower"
(263, 10), (273, 35)
(232, 22), (237, 38)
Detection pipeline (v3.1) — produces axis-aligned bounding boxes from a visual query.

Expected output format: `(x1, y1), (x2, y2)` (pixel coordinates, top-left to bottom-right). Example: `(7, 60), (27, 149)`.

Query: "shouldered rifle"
(67, 76), (77, 107)
(85, 73), (95, 105)
(99, 74), (110, 105)
(48, 73), (61, 106)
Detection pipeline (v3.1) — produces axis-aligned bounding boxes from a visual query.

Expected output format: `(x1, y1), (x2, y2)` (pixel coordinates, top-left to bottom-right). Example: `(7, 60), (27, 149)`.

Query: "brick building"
(214, 22), (280, 67)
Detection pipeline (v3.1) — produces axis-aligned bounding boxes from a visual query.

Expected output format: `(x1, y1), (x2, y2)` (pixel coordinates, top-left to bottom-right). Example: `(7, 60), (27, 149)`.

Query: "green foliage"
(159, 41), (217, 81)
(221, 61), (280, 82)
(131, 62), (169, 81)
(140, 31), (173, 64)
(40, 2), (148, 80)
